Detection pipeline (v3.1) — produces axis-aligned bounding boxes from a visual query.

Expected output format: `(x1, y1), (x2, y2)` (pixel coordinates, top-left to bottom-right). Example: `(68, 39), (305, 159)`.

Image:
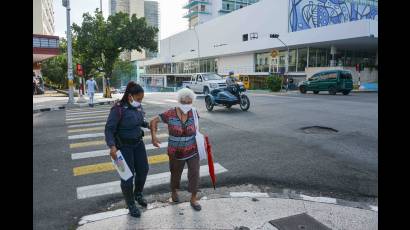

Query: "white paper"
(111, 151), (133, 180)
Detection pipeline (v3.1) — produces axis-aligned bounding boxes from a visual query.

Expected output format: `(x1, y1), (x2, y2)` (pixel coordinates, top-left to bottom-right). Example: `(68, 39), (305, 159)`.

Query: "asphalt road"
(33, 91), (378, 229)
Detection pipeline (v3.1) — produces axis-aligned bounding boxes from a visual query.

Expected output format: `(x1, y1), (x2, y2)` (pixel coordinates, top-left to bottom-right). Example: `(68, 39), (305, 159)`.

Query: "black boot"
(121, 185), (141, 217)
(135, 192), (148, 207)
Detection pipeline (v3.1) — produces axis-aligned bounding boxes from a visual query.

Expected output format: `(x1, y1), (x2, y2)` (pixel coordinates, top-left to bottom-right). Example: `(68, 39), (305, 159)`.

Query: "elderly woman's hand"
(152, 136), (161, 148)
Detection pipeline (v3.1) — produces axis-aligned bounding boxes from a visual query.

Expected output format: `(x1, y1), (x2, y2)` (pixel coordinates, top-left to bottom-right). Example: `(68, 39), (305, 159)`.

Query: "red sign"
(76, 63), (83, 76)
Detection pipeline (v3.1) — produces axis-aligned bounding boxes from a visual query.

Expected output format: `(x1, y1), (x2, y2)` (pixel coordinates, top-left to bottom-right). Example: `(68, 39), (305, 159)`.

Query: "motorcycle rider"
(226, 71), (239, 95)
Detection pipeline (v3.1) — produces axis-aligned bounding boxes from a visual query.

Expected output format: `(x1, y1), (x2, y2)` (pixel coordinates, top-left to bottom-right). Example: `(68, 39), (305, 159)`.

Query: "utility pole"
(193, 27), (200, 72)
(63, 0), (74, 104)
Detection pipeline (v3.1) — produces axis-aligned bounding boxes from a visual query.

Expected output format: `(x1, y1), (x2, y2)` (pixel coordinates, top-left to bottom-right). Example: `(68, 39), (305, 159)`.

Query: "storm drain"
(269, 213), (332, 230)
(300, 126), (338, 134)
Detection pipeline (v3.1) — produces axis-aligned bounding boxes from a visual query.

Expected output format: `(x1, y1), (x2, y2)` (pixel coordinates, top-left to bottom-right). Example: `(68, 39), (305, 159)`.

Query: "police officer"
(105, 81), (149, 218)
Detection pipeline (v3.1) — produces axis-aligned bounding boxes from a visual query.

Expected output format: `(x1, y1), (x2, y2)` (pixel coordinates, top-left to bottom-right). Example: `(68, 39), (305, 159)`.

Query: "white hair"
(177, 88), (196, 104)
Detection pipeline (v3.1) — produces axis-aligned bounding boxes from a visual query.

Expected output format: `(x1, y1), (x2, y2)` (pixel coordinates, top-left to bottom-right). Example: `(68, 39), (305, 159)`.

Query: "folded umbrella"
(205, 135), (216, 189)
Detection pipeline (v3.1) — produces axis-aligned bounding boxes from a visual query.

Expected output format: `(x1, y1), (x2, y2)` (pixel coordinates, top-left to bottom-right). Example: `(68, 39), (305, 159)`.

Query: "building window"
(250, 32), (258, 40)
(227, 4), (230, 10)
(201, 5), (205, 11)
(297, 48), (307, 72)
(308, 48), (317, 67)
(242, 34), (248, 41)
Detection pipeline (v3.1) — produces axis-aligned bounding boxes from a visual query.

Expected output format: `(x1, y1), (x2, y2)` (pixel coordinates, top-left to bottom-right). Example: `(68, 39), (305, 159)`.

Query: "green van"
(298, 70), (353, 95)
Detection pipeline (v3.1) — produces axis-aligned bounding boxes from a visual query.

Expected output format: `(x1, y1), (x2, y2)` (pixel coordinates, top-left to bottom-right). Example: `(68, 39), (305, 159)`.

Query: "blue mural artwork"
(289, 0), (378, 32)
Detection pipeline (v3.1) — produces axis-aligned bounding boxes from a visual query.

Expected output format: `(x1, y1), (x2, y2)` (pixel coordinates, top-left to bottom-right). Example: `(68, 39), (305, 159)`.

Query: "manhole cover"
(269, 213), (331, 230)
(300, 126), (338, 134)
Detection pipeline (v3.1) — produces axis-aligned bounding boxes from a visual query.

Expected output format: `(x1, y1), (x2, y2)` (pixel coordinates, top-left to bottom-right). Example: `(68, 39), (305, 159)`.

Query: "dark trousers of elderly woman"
(169, 154), (200, 194)
(120, 142), (149, 205)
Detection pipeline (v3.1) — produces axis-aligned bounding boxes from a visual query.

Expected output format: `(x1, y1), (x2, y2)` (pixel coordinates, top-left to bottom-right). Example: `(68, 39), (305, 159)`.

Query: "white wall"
(217, 53), (255, 75)
(143, 0), (378, 72)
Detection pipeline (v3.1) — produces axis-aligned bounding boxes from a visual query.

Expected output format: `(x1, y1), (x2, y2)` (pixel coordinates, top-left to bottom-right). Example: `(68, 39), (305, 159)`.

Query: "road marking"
(66, 110), (110, 116)
(66, 115), (108, 121)
(69, 133), (168, 148)
(66, 112), (109, 119)
(68, 133), (105, 140)
(67, 105), (112, 111)
(68, 122), (107, 128)
(369, 205), (378, 212)
(164, 99), (178, 103)
(145, 101), (166, 105)
(66, 118), (107, 125)
(71, 142), (169, 160)
(73, 154), (169, 176)
(229, 192), (269, 198)
(68, 126), (105, 133)
(78, 209), (129, 226)
(76, 163), (228, 199)
(299, 194), (337, 204)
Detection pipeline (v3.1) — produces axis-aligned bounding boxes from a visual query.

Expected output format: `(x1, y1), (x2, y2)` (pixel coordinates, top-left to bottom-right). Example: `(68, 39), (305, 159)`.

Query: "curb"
(77, 190), (378, 226)
(33, 101), (116, 114)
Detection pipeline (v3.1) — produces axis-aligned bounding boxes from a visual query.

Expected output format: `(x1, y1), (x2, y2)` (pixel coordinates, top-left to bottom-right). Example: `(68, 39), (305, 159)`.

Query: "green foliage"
(111, 59), (136, 88)
(72, 10), (158, 79)
(266, 74), (282, 92)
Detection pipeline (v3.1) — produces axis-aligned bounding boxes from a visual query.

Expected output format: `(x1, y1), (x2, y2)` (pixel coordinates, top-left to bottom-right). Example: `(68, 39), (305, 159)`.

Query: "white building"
(184, 0), (260, 28)
(110, 0), (146, 61)
(33, 0), (55, 35)
(141, 0), (378, 90)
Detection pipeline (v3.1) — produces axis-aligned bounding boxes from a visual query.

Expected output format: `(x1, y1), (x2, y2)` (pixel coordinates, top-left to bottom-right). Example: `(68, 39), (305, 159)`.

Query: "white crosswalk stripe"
(68, 132), (167, 140)
(68, 122), (107, 128)
(71, 142), (169, 160)
(76, 163), (228, 199)
(66, 115), (108, 121)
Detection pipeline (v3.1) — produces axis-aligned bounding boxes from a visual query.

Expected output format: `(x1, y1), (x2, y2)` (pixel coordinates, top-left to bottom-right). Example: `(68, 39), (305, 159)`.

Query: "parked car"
(298, 70), (353, 95)
(185, 73), (227, 95)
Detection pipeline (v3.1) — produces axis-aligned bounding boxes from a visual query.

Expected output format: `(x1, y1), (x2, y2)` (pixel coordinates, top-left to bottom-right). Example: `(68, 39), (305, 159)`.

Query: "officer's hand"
(110, 146), (118, 161)
(152, 136), (161, 148)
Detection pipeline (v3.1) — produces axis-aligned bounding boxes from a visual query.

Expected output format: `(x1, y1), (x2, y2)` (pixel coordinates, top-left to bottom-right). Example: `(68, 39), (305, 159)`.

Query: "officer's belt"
(119, 137), (142, 145)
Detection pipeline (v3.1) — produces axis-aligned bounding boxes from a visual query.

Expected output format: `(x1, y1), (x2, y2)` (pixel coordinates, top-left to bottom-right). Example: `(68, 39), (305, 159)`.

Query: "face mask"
(179, 104), (192, 114)
(130, 98), (141, 108)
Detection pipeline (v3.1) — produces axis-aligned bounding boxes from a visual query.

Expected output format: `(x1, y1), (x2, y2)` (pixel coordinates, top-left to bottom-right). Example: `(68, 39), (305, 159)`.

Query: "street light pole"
(193, 27), (200, 72)
(270, 34), (289, 92)
(63, 0), (74, 104)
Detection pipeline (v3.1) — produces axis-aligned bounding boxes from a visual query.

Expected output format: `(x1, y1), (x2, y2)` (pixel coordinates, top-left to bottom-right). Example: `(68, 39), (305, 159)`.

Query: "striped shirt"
(159, 108), (198, 160)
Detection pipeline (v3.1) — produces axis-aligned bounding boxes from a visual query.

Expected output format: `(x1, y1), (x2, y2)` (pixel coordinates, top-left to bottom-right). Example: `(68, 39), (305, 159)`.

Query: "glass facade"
(146, 58), (217, 74)
(144, 1), (160, 58)
(255, 47), (377, 73)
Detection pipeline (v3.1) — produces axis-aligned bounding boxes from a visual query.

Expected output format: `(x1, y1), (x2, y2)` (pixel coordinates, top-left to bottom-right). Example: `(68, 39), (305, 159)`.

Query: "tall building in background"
(109, 0), (145, 61)
(183, 0), (260, 28)
(33, 0), (55, 35)
(144, 1), (160, 59)
(33, 0), (59, 77)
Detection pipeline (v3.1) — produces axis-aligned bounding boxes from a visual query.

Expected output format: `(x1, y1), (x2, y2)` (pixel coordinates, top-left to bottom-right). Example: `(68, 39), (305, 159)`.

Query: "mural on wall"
(289, 0), (378, 32)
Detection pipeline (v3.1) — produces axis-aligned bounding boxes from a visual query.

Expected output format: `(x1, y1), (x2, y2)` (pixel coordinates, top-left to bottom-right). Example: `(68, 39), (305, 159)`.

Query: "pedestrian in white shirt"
(86, 76), (99, 107)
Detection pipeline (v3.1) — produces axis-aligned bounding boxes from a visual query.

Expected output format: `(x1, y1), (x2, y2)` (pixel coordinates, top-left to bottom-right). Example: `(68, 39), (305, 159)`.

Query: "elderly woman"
(150, 88), (202, 211)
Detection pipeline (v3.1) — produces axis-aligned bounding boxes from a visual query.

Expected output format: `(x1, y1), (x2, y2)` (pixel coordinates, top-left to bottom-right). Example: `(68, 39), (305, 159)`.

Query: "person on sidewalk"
(33, 72), (37, 95)
(105, 81), (150, 218)
(85, 76), (99, 107)
(150, 88), (202, 211)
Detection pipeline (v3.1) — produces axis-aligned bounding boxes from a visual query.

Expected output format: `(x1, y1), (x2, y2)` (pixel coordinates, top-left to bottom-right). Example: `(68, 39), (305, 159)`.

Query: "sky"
(53, 0), (189, 40)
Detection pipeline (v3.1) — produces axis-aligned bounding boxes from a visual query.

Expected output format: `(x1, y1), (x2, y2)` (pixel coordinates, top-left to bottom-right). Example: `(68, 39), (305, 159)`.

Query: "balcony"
(33, 34), (60, 63)
(183, 0), (211, 9)
(183, 10), (211, 18)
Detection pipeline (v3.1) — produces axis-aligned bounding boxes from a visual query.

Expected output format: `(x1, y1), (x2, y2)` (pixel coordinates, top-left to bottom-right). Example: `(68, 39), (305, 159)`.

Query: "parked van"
(298, 70), (353, 95)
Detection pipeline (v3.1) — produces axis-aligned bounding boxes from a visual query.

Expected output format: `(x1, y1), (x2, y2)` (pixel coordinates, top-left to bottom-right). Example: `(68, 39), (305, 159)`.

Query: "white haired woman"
(150, 88), (202, 211)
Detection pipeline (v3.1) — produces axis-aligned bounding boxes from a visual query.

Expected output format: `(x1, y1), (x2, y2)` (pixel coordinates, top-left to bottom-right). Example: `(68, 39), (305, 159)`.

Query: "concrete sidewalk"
(33, 90), (120, 113)
(77, 190), (377, 230)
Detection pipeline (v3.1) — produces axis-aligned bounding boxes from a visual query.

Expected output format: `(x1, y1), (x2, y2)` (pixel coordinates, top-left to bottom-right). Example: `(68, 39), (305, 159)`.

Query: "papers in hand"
(111, 151), (133, 180)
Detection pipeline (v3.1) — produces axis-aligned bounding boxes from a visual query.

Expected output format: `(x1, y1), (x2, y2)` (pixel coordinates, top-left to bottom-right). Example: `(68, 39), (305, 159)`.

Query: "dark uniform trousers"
(120, 141), (149, 195)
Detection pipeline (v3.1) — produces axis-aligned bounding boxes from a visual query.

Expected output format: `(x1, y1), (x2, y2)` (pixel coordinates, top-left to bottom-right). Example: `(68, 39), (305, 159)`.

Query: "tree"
(72, 10), (158, 80)
(111, 59), (136, 88)
(266, 74), (282, 92)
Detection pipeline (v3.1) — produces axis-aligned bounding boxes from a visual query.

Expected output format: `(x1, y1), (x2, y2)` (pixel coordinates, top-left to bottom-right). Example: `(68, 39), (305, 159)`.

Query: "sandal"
(171, 193), (180, 203)
(190, 201), (202, 211)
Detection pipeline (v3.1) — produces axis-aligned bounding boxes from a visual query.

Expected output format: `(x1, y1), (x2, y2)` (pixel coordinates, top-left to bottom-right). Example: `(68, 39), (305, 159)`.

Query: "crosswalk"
(66, 102), (228, 200)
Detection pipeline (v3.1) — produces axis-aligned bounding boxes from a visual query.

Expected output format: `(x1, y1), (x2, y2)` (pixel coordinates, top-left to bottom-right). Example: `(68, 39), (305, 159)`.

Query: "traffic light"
(76, 63), (83, 76)
(356, 64), (360, 72)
